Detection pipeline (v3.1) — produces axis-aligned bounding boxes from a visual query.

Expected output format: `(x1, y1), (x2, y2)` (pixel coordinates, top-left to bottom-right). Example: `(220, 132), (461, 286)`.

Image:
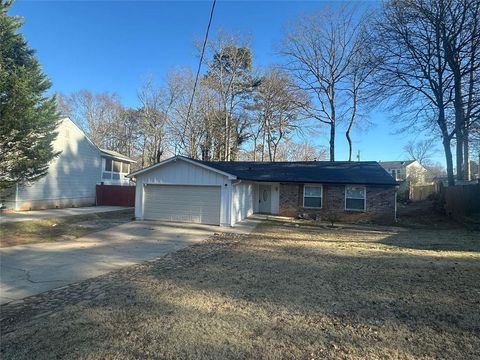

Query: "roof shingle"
(191, 158), (397, 186)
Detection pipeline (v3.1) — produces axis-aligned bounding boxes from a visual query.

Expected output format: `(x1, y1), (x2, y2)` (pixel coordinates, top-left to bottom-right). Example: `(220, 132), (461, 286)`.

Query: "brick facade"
(279, 183), (396, 223)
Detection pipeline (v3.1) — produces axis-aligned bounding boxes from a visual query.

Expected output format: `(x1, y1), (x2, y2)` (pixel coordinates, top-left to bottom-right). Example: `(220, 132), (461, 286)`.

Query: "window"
(303, 185), (322, 208)
(113, 161), (121, 173)
(345, 186), (366, 211)
(122, 162), (130, 173)
(105, 159), (112, 171)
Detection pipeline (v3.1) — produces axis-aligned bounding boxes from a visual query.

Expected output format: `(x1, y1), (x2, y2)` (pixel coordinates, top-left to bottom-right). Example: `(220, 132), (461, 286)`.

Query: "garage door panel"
(144, 185), (221, 225)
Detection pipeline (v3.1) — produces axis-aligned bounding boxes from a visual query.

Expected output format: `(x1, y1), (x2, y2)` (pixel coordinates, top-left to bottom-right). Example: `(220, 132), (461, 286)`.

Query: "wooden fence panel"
(96, 184), (135, 207)
(410, 184), (436, 201)
(445, 184), (480, 218)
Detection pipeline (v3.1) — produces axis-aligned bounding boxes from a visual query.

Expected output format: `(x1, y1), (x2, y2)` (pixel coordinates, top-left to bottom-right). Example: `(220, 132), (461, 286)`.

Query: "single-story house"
(1, 117), (135, 211)
(128, 155), (398, 226)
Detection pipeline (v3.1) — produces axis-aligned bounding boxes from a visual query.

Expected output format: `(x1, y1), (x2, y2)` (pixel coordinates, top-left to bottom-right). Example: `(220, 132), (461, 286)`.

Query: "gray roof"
(100, 149), (136, 163)
(379, 160), (416, 169)
(191, 158), (397, 186)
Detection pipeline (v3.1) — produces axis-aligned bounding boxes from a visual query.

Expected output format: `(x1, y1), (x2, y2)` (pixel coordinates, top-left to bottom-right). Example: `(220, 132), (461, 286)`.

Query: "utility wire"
(185, 0), (216, 125)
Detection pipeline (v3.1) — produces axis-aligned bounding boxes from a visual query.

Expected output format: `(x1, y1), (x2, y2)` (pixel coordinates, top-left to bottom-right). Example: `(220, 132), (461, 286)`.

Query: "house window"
(303, 185), (322, 208)
(113, 161), (121, 173)
(122, 162), (130, 173)
(105, 159), (112, 172)
(345, 186), (366, 211)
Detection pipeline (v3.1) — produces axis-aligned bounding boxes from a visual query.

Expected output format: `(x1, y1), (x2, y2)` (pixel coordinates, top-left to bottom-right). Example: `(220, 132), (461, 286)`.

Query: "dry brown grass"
(1, 221), (479, 359)
(0, 209), (134, 247)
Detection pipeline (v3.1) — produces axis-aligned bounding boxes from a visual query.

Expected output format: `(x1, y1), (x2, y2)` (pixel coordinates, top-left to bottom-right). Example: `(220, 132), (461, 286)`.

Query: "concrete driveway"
(1, 206), (132, 223)
(0, 219), (259, 304)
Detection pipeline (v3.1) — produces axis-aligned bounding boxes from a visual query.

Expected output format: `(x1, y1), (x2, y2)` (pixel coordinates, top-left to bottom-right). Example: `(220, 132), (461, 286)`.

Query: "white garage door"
(144, 185), (221, 225)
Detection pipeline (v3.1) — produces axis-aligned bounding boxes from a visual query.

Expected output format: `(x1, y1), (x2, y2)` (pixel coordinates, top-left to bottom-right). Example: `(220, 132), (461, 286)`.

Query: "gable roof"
(127, 155), (237, 179)
(59, 117), (135, 163)
(129, 155), (397, 186)
(379, 160), (416, 169)
(100, 148), (136, 163)
(191, 159), (398, 186)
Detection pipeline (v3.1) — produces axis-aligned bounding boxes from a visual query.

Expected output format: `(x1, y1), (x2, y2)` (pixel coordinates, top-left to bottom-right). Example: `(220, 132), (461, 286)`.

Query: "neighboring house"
(379, 160), (428, 199)
(1, 117), (135, 211)
(128, 155), (398, 227)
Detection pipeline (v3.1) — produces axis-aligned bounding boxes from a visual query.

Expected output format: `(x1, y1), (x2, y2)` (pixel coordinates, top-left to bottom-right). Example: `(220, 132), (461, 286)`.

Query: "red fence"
(96, 184), (135, 207)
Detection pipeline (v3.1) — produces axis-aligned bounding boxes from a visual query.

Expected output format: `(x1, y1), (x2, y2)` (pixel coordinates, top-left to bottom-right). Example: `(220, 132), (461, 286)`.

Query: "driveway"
(1, 206), (132, 223)
(0, 219), (259, 304)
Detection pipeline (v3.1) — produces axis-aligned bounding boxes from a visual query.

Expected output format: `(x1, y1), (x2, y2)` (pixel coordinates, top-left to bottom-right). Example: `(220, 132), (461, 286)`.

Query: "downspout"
(15, 182), (19, 211)
(394, 186), (398, 223)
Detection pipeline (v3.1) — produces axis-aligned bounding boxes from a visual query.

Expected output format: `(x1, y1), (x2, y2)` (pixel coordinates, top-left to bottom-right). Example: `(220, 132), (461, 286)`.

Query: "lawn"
(0, 209), (134, 247)
(1, 220), (479, 359)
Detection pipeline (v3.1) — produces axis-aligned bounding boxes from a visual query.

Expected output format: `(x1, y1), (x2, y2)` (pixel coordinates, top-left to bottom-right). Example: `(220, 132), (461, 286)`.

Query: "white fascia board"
(127, 155), (237, 180)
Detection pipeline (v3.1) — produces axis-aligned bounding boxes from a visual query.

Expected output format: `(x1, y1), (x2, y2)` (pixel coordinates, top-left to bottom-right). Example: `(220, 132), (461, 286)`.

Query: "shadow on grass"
(1, 221), (479, 359)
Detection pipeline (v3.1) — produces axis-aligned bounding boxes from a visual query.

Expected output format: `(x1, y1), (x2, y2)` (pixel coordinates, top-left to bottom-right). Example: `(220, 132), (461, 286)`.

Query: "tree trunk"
(463, 128), (470, 180)
(454, 79), (465, 180)
(329, 122), (335, 161)
(443, 137), (455, 186)
(346, 90), (357, 162)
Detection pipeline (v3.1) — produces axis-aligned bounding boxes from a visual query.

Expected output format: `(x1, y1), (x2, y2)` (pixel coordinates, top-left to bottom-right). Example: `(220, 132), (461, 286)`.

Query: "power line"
(185, 0), (216, 126)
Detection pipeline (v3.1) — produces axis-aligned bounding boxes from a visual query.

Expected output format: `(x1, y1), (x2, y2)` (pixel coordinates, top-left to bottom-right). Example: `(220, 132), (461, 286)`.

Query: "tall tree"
(249, 67), (307, 161)
(280, 5), (364, 161)
(0, 1), (59, 193)
(203, 32), (255, 160)
(371, 0), (456, 185)
(57, 90), (124, 149)
(437, 0), (480, 180)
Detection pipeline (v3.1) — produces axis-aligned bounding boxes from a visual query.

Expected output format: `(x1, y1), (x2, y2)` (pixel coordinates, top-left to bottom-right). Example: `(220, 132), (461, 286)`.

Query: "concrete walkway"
(0, 218), (260, 304)
(0, 206), (132, 223)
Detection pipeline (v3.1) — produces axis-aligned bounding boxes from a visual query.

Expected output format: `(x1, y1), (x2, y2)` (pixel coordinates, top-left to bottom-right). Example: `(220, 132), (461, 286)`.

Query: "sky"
(9, 0), (443, 164)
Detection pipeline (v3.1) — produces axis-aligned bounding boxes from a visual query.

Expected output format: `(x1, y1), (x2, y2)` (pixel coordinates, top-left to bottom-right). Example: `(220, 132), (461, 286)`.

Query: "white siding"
(231, 182), (254, 225)
(134, 158), (232, 226)
(15, 118), (102, 210)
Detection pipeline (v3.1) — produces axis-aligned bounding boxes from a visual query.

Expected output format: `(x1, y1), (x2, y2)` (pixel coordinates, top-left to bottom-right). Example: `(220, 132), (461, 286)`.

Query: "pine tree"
(0, 0), (59, 194)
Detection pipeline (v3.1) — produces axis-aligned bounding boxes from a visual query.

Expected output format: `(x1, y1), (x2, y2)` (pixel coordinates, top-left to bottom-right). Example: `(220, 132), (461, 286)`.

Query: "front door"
(258, 184), (271, 213)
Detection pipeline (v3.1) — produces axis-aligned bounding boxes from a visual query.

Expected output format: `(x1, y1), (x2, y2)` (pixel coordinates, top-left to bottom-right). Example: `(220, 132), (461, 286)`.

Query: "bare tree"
(250, 67), (307, 161)
(371, 0), (456, 185)
(203, 31), (255, 160)
(276, 138), (327, 161)
(56, 90), (124, 150)
(280, 5), (364, 161)
(437, 0), (480, 180)
(403, 139), (437, 166)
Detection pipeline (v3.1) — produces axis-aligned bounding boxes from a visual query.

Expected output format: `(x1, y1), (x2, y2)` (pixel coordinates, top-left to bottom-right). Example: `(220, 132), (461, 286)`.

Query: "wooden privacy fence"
(96, 184), (135, 207)
(410, 184), (436, 201)
(444, 184), (480, 218)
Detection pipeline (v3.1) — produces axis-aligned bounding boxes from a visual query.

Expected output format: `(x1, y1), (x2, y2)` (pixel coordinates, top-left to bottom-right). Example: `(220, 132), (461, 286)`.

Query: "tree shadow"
(1, 223), (479, 359)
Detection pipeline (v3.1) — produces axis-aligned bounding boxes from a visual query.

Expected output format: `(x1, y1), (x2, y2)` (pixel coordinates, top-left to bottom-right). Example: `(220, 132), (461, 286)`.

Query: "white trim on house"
(127, 155), (237, 180)
(344, 185), (367, 212)
(303, 184), (323, 209)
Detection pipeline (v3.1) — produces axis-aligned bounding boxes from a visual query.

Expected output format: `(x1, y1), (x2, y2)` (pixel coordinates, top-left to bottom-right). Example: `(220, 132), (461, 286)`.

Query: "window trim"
(303, 184), (323, 209)
(102, 158), (130, 182)
(345, 185), (366, 212)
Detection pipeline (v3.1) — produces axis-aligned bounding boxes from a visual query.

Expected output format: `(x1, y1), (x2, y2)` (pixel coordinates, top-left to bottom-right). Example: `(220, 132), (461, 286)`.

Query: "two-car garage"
(143, 185), (221, 225)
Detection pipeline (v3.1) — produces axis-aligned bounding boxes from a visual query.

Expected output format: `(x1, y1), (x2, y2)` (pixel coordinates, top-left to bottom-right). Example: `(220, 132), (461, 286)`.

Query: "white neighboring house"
(379, 160), (428, 199)
(1, 117), (135, 211)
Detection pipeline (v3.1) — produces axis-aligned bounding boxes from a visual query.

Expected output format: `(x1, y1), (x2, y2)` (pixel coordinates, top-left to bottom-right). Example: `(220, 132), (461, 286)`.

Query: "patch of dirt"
(1, 223), (479, 359)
